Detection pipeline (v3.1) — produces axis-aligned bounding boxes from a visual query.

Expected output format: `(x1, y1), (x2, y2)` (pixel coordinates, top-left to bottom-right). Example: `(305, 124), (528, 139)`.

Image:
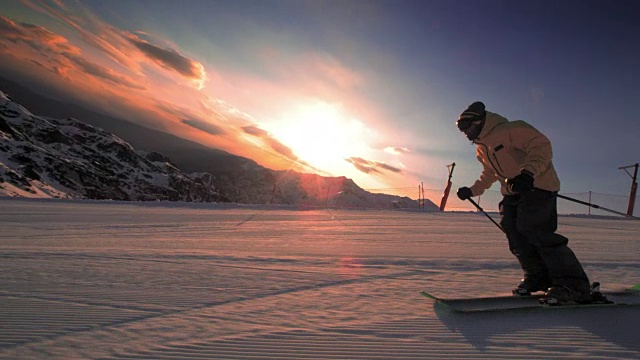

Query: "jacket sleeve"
(509, 122), (553, 177)
(469, 146), (500, 196)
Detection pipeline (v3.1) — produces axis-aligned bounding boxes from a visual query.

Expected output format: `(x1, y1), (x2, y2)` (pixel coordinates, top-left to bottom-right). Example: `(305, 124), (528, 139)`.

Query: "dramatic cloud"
(18, 0), (145, 73)
(128, 36), (206, 87)
(0, 16), (145, 90)
(4, 0), (207, 89)
(66, 54), (146, 89)
(376, 162), (403, 173)
(346, 157), (380, 174)
(242, 125), (269, 137)
(267, 139), (298, 161)
(181, 118), (226, 136)
(346, 157), (402, 175)
(0, 16), (77, 53)
(242, 125), (299, 161)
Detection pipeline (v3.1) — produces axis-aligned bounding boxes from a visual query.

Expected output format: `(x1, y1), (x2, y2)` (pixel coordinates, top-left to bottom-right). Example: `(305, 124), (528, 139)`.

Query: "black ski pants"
(499, 189), (590, 293)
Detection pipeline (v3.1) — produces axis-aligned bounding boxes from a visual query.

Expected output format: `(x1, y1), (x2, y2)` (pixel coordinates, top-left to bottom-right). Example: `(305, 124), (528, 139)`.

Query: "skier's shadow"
(433, 302), (640, 353)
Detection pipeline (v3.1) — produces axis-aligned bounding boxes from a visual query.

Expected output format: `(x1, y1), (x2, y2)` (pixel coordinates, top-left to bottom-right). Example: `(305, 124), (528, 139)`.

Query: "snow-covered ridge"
(0, 90), (227, 201)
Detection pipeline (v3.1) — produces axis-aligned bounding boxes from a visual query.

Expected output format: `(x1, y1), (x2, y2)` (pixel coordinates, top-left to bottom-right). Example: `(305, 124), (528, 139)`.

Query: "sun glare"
(271, 101), (370, 173)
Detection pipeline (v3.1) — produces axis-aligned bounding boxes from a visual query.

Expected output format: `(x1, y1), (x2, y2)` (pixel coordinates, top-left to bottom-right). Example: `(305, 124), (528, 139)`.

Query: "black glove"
(508, 170), (534, 193)
(457, 187), (473, 201)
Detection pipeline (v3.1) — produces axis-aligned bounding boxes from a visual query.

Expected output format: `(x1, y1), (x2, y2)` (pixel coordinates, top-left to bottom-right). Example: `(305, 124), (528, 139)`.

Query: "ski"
(421, 284), (640, 313)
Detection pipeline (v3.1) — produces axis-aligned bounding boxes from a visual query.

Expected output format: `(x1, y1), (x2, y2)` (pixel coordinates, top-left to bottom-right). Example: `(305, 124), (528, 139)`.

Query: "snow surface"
(1, 197), (639, 359)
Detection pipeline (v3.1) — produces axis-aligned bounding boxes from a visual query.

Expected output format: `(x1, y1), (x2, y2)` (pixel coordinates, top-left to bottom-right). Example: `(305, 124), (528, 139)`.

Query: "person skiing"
(455, 101), (592, 304)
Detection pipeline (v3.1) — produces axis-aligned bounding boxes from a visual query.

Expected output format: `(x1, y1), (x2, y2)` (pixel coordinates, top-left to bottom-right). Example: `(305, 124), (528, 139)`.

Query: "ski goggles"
(456, 118), (479, 131)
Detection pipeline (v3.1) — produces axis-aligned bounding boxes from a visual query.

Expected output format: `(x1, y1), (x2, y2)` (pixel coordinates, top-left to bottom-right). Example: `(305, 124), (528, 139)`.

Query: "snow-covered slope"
(0, 90), (227, 202)
(1, 198), (638, 359)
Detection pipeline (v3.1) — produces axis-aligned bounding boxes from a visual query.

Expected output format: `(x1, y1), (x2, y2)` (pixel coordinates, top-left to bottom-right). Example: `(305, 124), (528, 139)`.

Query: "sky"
(1, 0), (639, 196)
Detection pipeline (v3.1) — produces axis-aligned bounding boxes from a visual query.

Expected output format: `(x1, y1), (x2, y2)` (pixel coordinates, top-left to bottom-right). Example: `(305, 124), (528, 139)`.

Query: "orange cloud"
(242, 125), (298, 161)
(241, 124), (325, 173)
(0, 16), (145, 90)
(14, 1), (207, 89)
(128, 35), (207, 89)
(0, 14), (262, 169)
(376, 162), (403, 173)
(0, 16), (77, 53)
(181, 118), (226, 136)
(0, 10), (221, 137)
(346, 157), (402, 175)
(19, 0), (143, 73)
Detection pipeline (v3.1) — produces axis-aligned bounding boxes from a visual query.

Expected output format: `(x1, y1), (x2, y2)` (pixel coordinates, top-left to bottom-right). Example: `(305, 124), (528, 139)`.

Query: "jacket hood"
(473, 111), (508, 142)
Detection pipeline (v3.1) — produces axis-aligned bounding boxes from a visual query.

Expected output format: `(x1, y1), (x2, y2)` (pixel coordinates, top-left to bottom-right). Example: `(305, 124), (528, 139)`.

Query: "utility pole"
(439, 163), (455, 211)
(619, 163), (639, 217)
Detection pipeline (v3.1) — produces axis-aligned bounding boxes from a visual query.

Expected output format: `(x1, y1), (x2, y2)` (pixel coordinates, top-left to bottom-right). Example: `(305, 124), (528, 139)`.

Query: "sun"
(270, 101), (370, 173)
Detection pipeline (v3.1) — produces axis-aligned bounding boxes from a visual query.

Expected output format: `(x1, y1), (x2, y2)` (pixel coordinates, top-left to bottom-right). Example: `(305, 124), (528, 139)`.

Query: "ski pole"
(554, 193), (639, 219)
(467, 198), (505, 233)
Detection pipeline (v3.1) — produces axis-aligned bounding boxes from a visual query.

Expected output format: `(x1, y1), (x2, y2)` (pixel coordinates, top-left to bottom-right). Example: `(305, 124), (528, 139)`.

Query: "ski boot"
(540, 282), (599, 305)
(512, 277), (551, 296)
(587, 282), (613, 304)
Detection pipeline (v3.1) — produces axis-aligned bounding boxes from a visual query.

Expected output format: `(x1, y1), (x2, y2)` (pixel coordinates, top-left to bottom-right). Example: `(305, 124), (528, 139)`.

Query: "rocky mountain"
(0, 86), (436, 210)
(0, 77), (251, 176)
(0, 90), (227, 202)
(216, 168), (423, 209)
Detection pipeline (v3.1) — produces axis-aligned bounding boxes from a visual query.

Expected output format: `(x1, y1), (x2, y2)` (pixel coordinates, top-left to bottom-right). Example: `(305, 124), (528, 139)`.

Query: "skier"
(455, 101), (592, 304)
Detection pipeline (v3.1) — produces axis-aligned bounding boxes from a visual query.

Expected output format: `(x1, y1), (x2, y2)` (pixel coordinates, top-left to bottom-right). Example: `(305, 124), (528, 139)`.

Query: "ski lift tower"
(619, 163), (639, 216)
